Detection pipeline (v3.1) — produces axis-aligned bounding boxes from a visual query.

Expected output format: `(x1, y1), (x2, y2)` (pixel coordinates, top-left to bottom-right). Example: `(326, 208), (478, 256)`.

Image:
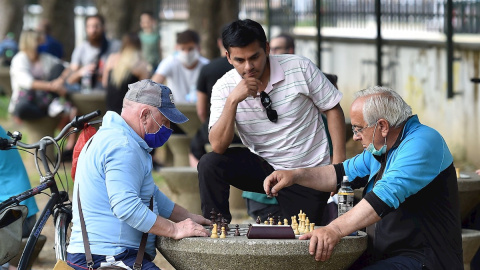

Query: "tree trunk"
(188, 0), (239, 59)
(39, 0), (75, 61)
(94, 0), (159, 40)
(0, 0), (25, 43)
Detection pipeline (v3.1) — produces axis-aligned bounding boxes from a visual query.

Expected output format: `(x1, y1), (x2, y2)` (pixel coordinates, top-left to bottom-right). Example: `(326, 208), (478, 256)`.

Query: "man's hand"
(263, 170), (297, 197)
(188, 213), (212, 226)
(80, 63), (96, 77)
(229, 77), (263, 103)
(299, 225), (342, 261)
(172, 218), (211, 240)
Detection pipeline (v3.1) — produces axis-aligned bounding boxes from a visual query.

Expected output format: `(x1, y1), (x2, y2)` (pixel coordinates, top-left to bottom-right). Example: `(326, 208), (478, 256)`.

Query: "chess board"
(207, 224), (296, 239)
(205, 224), (250, 237)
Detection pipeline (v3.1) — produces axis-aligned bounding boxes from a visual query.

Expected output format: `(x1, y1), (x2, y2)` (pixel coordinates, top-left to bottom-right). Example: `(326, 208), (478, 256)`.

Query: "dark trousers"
(361, 256), (425, 270)
(197, 147), (330, 224)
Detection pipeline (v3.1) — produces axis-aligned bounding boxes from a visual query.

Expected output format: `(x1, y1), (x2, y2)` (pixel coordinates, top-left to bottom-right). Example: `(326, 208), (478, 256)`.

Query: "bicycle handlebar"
(0, 110), (101, 150)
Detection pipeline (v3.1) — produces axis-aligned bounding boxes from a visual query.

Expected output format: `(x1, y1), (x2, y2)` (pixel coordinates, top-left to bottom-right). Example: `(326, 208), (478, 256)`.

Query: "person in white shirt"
(198, 19), (346, 224)
(151, 29), (209, 104)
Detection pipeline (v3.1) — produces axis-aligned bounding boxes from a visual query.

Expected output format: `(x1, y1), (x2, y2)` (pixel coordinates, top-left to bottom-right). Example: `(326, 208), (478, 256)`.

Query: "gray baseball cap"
(125, 79), (188, 124)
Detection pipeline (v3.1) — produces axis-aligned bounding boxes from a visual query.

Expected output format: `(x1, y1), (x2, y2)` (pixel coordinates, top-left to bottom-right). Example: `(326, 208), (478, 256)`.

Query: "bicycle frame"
(0, 110), (100, 270)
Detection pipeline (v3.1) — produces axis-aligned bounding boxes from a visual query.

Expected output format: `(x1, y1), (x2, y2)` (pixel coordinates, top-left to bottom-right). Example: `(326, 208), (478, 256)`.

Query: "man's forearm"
(325, 104), (346, 164)
(209, 97), (238, 154)
(328, 199), (381, 236)
(295, 165), (337, 192)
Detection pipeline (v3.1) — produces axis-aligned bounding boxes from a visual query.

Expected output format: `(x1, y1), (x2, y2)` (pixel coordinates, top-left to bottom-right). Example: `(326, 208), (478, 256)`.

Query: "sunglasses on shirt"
(260, 91), (278, 123)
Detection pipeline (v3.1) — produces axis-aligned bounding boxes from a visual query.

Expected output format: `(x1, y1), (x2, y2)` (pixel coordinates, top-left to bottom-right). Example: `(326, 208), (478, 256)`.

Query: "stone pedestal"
(0, 66), (11, 96)
(457, 172), (480, 222)
(174, 103), (201, 137)
(229, 186), (248, 220)
(157, 226), (367, 270)
(21, 116), (61, 161)
(165, 134), (191, 167)
(158, 167), (202, 215)
(70, 91), (106, 117)
(462, 229), (480, 270)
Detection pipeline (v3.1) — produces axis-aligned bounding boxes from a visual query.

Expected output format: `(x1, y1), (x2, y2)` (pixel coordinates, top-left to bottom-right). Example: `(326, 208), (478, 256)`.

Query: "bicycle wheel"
(54, 206), (71, 261)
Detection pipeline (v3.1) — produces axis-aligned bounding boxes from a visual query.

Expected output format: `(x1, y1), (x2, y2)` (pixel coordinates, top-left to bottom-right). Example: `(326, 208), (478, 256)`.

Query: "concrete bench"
(21, 116), (61, 161)
(0, 66), (11, 96)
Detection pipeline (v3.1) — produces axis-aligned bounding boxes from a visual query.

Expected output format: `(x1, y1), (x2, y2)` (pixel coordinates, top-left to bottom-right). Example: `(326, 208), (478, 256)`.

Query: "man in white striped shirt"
(198, 19), (346, 224)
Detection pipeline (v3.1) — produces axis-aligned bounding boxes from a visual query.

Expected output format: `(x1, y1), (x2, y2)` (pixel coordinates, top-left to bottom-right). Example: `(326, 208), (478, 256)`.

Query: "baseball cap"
(125, 79), (188, 124)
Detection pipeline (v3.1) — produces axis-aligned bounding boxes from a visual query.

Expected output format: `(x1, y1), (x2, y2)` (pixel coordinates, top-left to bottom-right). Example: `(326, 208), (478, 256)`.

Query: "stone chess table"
(156, 224), (367, 270)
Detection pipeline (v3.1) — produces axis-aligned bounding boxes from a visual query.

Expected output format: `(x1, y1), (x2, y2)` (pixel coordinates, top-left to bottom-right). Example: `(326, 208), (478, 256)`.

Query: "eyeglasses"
(260, 91), (278, 123)
(352, 125), (368, 136)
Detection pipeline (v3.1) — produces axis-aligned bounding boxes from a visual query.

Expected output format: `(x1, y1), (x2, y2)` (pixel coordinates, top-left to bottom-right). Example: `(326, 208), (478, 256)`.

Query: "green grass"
(0, 95), (8, 119)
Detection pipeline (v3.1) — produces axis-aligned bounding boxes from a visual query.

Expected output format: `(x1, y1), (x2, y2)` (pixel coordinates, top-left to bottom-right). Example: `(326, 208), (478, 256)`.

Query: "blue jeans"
(362, 255), (425, 270)
(67, 248), (159, 270)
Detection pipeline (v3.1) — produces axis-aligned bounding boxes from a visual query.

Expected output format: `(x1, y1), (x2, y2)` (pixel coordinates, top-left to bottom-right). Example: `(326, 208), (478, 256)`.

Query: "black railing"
(158, 0), (480, 34)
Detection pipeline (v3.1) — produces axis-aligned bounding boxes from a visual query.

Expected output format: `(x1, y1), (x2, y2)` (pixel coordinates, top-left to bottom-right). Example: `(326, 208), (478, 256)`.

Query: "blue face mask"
(143, 112), (173, 148)
(365, 122), (387, 156)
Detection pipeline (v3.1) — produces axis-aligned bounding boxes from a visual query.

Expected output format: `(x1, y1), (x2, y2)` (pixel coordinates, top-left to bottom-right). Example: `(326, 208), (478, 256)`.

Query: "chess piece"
(269, 217), (274, 225)
(256, 216), (261, 224)
(284, 218), (289, 225)
(210, 208), (217, 230)
(278, 220), (282, 225)
(264, 220), (269, 225)
(221, 218), (230, 231)
(294, 226), (300, 235)
(234, 224), (241, 236)
(310, 223), (315, 232)
(211, 224), (219, 238)
(220, 226), (226, 238)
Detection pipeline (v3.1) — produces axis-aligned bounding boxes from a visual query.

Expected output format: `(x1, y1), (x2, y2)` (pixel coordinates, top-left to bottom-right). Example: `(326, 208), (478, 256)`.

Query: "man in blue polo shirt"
(67, 80), (210, 270)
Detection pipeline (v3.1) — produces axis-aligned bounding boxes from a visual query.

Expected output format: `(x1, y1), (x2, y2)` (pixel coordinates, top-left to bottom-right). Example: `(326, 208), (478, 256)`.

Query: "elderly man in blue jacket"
(264, 86), (462, 270)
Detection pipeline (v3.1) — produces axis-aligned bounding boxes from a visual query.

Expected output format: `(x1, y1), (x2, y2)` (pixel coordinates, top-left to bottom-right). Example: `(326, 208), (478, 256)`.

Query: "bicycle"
(0, 110), (101, 270)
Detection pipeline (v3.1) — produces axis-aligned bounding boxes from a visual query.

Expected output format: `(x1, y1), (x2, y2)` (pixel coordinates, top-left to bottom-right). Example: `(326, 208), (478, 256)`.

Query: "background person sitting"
(102, 32), (150, 115)
(8, 29), (77, 154)
(67, 14), (121, 91)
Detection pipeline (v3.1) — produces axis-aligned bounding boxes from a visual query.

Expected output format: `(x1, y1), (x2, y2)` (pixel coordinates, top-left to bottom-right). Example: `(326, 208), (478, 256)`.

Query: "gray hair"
(354, 86), (412, 128)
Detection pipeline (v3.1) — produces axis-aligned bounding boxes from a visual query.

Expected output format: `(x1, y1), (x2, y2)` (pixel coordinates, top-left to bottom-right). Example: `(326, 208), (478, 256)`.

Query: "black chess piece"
(234, 224), (240, 236)
(256, 216), (261, 224)
(222, 217), (230, 231)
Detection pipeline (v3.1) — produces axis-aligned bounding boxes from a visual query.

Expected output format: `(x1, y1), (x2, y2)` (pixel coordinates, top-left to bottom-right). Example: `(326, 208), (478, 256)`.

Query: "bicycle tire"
(54, 208), (71, 261)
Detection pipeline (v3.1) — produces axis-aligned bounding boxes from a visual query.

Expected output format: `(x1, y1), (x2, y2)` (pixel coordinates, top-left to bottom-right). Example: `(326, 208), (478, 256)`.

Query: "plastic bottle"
(337, 176), (354, 217)
(81, 72), (92, 93)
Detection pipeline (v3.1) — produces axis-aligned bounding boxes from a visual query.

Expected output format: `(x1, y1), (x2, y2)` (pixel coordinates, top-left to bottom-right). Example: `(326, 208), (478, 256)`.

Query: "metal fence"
(158, 0), (480, 34)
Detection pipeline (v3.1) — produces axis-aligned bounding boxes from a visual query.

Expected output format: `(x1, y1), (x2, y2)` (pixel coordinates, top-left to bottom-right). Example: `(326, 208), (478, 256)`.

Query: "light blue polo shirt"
(67, 112), (175, 258)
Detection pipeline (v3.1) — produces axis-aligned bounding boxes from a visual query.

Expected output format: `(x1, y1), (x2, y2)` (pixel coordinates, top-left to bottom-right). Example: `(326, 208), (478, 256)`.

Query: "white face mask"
(178, 49), (199, 67)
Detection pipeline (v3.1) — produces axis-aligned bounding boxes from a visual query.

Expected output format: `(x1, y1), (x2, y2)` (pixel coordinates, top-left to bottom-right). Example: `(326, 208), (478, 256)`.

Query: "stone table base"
(157, 225), (367, 270)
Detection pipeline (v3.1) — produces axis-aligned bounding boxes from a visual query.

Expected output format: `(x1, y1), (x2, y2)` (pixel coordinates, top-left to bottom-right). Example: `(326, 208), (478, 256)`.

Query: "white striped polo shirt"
(209, 54), (343, 170)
